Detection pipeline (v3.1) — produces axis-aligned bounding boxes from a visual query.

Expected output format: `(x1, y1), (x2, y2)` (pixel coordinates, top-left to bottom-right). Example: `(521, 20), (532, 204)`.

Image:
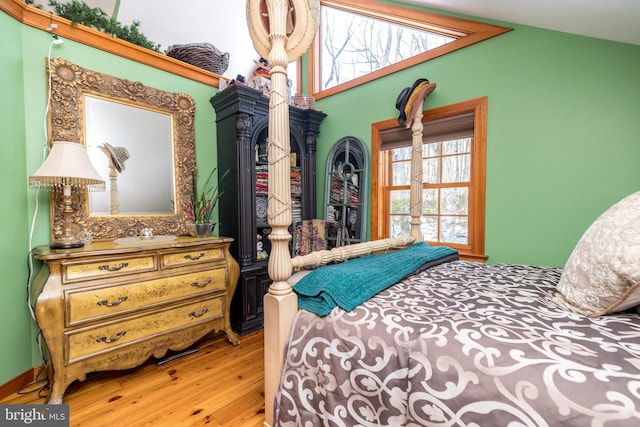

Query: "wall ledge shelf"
(1, 0), (223, 87)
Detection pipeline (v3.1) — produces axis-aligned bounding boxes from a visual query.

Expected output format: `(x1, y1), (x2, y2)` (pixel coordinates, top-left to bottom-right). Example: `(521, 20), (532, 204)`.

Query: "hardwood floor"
(1, 330), (266, 427)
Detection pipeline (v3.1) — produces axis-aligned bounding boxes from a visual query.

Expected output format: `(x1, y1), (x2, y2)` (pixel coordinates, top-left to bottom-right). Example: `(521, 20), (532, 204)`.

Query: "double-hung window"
(372, 97), (488, 261)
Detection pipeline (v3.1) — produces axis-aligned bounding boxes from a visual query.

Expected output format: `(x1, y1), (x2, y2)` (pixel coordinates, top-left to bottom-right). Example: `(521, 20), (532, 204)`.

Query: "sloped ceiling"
(401, 0), (640, 46)
(69, 0), (640, 47)
(38, 0), (640, 78)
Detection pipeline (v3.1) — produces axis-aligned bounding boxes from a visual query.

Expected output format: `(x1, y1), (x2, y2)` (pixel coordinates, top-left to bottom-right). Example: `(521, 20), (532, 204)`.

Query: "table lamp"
(29, 141), (106, 249)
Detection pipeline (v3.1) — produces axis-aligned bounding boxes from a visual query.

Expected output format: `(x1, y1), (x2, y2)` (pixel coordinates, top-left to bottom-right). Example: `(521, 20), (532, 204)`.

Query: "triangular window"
(311, 1), (511, 99)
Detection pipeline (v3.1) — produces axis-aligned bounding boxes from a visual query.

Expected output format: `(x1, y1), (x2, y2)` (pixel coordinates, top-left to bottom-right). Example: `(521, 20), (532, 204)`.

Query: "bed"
(275, 259), (640, 426)
(245, 1), (640, 426)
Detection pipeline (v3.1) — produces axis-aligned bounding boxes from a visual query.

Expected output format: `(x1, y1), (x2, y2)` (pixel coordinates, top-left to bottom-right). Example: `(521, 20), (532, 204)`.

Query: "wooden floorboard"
(1, 330), (265, 427)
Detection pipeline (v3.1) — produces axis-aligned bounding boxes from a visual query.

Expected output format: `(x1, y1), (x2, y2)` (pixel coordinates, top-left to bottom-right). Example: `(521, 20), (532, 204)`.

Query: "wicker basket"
(166, 43), (229, 75)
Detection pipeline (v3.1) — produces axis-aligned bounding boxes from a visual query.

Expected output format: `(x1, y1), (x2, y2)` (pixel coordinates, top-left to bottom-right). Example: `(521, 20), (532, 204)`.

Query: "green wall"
(2, 5), (640, 387)
(0, 9), (32, 389)
(312, 17), (640, 268)
(1, 11), (220, 385)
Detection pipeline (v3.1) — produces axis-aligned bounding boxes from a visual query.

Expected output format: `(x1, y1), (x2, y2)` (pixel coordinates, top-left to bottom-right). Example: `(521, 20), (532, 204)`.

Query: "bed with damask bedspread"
(274, 258), (640, 426)
(243, 2), (640, 424)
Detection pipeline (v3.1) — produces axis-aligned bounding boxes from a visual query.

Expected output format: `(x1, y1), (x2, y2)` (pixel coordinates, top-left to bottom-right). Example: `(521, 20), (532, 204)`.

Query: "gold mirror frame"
(48, 58), (196, 240)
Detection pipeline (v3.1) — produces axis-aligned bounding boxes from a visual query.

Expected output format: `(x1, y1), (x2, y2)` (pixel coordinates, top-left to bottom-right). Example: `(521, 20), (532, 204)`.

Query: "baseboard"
(0, 367), (39, 401)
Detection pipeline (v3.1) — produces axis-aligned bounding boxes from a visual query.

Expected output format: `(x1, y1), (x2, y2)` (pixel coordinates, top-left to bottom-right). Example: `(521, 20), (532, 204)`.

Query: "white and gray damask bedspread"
(274, 261), (640, 426)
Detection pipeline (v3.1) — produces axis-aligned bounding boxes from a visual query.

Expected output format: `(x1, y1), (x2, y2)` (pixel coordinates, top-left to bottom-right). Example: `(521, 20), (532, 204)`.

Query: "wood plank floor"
(1, 330), (265, 427)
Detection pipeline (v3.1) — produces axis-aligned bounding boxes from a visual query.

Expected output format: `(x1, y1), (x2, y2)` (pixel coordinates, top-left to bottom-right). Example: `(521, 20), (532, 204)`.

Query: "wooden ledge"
(1, 0), (223, 87)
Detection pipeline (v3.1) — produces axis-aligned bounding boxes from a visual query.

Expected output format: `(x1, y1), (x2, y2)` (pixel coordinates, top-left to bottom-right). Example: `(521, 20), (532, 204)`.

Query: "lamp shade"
(29, 141), (105, 191)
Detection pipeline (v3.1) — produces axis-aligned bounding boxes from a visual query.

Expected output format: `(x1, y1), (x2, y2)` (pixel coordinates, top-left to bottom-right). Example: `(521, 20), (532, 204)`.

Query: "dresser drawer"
(63, 255), (157, 283)
(161, 247), (224, 269)
(67, 268), (227, 325)
(66, 297), (224, 363)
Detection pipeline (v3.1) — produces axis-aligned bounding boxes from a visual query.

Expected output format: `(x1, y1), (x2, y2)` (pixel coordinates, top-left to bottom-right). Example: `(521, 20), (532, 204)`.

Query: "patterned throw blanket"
(293, 242), (458, 316)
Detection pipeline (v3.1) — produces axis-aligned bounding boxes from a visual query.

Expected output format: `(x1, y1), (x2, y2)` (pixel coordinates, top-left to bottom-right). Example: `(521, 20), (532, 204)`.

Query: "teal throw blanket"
(293, 242), (457, 316)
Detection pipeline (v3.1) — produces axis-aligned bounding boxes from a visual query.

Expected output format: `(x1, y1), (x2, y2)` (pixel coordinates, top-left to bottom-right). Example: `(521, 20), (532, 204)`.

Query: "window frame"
(371, 97), (488, 261)
(310, 0), (511, 99)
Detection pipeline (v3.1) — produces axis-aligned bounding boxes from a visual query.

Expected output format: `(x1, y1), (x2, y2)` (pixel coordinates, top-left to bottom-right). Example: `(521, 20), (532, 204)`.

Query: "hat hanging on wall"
(396, 78), (436, 128)
(100, 142), (130, 173)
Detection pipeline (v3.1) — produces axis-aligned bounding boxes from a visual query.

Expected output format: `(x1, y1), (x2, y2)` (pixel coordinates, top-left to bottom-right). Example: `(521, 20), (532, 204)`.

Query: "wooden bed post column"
(246, 1), (319, 425)
(406, 81), (435, 243)
(264, 1), (296, 424)
(264, 0), (293, 291)
(107, 164), (119, 214)
(409, 102), (425, 242)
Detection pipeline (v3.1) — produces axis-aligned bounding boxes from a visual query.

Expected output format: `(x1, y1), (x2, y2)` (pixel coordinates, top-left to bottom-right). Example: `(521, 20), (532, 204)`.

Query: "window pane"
(421, 215), (438, 241)
(392, 161), (411, 185)
(423, 141), (440, 157)
(441, 187), (468, 214)
(390, 190), (410, 214)
(442, 154), (470, 183)
(440, 216), (468, 244)
(392, 147), (411, 160)
(423, 158), (440, 184)
(442, 138), (470, 155)
(390, 214), (410, 238)
(422, 188), (438, 215)
(321, 6), (455, 91)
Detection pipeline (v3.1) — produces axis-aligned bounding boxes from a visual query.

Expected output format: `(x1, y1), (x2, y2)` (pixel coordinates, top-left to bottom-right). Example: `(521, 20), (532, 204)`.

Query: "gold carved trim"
(48, 58), (197, 240)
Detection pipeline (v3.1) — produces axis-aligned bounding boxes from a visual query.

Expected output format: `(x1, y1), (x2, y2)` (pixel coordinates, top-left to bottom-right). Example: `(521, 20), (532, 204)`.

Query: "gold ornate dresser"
(32, 236), (239, 404)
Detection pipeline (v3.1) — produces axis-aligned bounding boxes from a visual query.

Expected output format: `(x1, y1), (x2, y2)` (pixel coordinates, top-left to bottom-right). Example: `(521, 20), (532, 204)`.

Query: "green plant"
(24, 0), (42, 8)
(189, 168), (229, 224)
(48, 0), (161, 52)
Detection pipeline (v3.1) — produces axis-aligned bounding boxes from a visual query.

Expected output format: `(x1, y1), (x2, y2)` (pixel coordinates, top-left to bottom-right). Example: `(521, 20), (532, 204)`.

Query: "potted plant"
(188, 167), (229, 237)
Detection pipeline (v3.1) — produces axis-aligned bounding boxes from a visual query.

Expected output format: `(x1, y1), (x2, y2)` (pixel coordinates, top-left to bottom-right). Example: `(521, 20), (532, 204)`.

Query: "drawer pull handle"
(98, 262), (129, 272)
(96, 331), (126, 343)
(188, 308), (209, 318)
(97, 296), (128, 307)
(184, 253), (205, 261)
(191, 279), (212, 288)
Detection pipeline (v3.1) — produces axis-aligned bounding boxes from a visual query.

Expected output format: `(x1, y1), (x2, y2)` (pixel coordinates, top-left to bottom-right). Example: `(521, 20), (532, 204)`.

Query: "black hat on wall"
(396, 78), (436, 128)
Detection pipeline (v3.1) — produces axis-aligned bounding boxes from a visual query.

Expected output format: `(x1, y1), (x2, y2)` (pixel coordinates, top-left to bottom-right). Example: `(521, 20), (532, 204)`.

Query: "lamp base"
(50, 242), (84, 250)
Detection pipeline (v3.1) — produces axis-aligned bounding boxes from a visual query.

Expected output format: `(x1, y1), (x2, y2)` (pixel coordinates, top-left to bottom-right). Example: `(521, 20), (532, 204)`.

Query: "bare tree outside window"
(373, 97), (488, 260)
(389, 138), (472, 245)
(320, 6), (455, 91)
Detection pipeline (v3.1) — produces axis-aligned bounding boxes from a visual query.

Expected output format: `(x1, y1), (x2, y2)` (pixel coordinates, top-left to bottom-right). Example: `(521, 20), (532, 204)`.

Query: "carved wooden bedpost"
(264, 3), (296, 423)
(246, 1), (319, 425)
(409, 104), (425, 242)
(107, 164), (120, 214)
(407, 82), (436, 243)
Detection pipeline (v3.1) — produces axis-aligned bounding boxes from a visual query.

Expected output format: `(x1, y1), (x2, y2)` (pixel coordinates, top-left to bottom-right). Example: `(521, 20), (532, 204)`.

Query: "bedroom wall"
(2, 4), (639, 387)
(311, 15), (640, 268)
(0, 9), (33, 390)
(0, 11), (220, 385)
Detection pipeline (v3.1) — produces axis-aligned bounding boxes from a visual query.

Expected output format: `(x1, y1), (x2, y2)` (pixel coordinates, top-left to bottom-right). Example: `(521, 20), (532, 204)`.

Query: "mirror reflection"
(85, 96), (175, 215)
(47, 58), (197, 240)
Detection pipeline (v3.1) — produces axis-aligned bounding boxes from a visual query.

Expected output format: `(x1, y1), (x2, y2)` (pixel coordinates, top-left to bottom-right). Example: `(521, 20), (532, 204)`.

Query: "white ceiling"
(41, 1), (640, 79)
(401, 0), (640, 46)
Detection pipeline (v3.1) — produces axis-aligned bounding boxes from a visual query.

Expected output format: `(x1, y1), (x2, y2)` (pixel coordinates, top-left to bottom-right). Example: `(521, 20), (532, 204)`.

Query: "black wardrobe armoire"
(210, 84), (326, 334)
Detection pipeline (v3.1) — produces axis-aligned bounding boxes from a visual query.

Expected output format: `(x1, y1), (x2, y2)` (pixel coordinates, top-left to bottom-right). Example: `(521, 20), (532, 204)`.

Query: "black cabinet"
(210, 84), (326, 334)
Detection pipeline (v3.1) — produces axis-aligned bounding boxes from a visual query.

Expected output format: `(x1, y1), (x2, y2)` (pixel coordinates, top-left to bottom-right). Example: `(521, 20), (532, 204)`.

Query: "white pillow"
(554, 191), (640, 316)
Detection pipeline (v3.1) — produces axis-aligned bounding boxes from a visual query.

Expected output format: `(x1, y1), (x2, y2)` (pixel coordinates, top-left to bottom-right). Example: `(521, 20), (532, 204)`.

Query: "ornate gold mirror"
(48, 58), (196, 240)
